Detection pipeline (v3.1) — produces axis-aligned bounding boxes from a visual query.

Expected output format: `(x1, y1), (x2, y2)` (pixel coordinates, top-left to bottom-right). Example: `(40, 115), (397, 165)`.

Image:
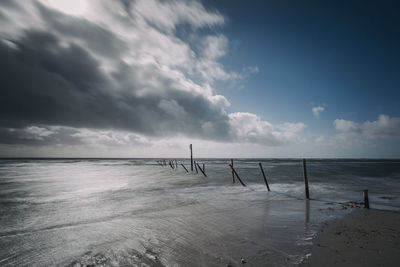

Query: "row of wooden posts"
(158, 144), (370, 209)
(230, 158), (369, 208)
(157, 159), (207, 177)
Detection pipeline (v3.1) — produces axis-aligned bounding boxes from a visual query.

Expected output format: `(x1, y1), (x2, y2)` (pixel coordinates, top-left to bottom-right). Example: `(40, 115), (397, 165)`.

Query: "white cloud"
(312, 106), (325, 117)
(334, 115), (400, 138)
(202, 35), (228, 59)
(228, 112), (305, 146)
(71, 128), (151, 147)
(23, 126), (56, 140)
(334, 119), (360, 132)
(133, 0), (224, 33)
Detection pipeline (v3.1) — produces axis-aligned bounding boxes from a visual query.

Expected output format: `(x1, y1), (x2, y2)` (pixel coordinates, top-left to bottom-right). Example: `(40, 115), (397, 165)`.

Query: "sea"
(0, 158), (399, 266)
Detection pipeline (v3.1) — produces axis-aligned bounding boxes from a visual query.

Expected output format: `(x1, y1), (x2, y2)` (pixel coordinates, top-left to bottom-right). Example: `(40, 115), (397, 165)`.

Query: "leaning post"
(229, 164), (246, 187)
(181, 164), (189, 173)
(259, 163), (271, 191)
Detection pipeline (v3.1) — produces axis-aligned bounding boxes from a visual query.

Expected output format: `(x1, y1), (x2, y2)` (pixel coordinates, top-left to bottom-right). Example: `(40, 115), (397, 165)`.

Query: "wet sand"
(66, 198), (322, 267)
(301, 209), (400, 267)
(2, 159), (399, 266)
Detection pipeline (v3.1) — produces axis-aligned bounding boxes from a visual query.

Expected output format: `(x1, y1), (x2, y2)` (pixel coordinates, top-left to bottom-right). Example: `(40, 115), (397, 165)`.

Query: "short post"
(190, 144), (193, 172)
(175, 160), (178, 169)
(203, 163), (205, 173)
(302, 159), (310, 199)
(259, 163), (270, 191)
(181, 164), (189, 173)
(194, 160), (198, 174)
(197, 163), (207, 177)
(363, 189), (370, 209)
(229, 164), (246, 187)
(231, 159), (235, 183)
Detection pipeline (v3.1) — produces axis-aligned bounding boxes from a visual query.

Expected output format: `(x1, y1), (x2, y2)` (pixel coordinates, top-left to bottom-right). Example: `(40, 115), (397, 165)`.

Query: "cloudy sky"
(0, 0), (399, 158)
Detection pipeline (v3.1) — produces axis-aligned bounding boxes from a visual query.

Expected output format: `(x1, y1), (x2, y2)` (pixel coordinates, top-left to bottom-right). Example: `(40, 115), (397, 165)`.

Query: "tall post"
(302, 158), (310, 199)
(231, 159), (234, 183)
(363, 189), (370, 209)
(259, 163), (270, 191)
(190, 144), (193, 172)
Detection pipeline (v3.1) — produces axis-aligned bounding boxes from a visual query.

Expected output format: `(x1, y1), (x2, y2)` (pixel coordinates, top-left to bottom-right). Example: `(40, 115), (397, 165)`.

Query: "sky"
(0, 0), (399, 158)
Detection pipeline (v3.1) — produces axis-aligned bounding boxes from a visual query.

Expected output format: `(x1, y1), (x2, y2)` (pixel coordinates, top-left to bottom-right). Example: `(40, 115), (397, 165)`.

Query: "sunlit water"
(0, 159), (399, 266)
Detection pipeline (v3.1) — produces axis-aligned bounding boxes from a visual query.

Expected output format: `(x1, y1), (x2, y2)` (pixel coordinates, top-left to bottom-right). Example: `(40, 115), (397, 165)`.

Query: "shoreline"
(301, 208), (400, 267)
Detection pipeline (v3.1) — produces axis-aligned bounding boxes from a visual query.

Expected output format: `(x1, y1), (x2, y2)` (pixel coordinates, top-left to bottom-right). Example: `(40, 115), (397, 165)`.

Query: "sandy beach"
(301, 208), (400, 267)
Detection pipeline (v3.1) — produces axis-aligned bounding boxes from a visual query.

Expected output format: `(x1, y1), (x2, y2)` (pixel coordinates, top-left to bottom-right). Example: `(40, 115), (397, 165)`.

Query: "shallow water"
(0, 158), (399, 266)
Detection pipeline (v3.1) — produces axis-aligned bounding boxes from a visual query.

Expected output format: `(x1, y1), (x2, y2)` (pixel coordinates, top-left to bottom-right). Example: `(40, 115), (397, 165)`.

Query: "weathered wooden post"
(231, 159), (235, 183)
(363, 189), (370, 209)
(190, 144), (193, 172)
(259, 163), (270, 191)
(194, 160), (198, 174)
(181, 164), (189, 173)
(203, 163), (205, 173)
(302, 158), (310, 199)
(197, 163), (207, 177)
(229, 164), (246, 187)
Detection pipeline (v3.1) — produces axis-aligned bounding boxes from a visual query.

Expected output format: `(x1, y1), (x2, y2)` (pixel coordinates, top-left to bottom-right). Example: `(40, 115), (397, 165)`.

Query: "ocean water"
(0, 158), (399, 266)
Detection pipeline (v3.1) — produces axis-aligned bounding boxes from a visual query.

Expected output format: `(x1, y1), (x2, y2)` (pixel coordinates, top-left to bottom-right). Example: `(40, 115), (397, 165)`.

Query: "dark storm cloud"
(0, 29), (230, 140)
(0, 0), (303, 150)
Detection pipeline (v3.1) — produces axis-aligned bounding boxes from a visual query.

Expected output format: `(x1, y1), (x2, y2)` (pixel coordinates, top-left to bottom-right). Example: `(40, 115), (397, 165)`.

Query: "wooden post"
(196, 163), (207, 177)
(194, 160), (198, 173)
(181, 164), (189, 173)
(259, 163), (270, 191)
(203, 163), (205, 173)
(231, 159), (235, 183)
(175, 160), (178, 169)
(190, 144), (193, 172)
(363, 189), (370, 209)
(302, 159), (310, 199)
(229, 164), (246, 187)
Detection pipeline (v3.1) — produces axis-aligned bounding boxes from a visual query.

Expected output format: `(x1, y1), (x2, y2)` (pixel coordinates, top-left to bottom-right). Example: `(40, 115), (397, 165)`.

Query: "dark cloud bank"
(0, 0), (303, 151)
(0, 18), (228, 145)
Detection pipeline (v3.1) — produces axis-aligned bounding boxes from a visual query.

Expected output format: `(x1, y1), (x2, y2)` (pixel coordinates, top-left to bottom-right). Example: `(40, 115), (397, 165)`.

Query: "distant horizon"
(1, 157), (399, 160)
